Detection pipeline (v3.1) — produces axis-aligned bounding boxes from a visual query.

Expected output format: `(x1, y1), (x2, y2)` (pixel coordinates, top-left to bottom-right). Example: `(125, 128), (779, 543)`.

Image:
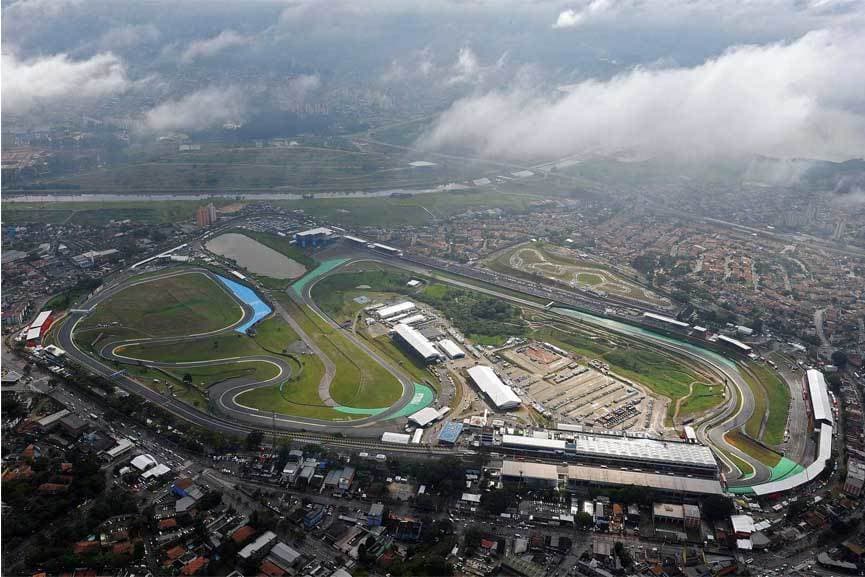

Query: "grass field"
(0, 199), (236, 225)
(602, 347), (697, 401)
(725, 430), (782, 468)
(234, 354), (358, 421)
(117, 314), (299, 362)
(741, 362), (790, 446)
(280, 296), (403, 409)
(678, 382), (726, 418)
(77, 272), (242, 338)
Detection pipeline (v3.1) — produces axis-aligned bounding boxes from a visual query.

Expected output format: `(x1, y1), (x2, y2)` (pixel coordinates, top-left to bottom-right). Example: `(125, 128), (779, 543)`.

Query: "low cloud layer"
(2, 51), (128, 114)
(419, 29), (865, 162)
(181, 30), (250, 63)
(553, 0), (612, 28)
(143, 86), (248, 132)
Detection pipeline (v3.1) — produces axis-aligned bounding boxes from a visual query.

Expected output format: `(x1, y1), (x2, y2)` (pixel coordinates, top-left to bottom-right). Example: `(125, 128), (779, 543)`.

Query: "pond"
(206, 233), (306, 279)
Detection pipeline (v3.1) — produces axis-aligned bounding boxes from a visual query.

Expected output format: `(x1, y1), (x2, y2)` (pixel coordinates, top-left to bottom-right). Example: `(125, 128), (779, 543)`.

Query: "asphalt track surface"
(59, 255), (770, 482)
(57, 267), (417, 437)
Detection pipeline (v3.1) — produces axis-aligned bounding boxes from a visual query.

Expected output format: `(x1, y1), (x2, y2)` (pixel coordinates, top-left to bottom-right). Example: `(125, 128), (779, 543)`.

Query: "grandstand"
(806, 369), (833, 426)
(500, 431), (719, 476)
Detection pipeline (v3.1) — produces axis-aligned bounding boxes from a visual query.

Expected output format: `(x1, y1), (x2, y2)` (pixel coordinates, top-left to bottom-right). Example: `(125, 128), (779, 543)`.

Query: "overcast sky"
(2, 0), (863, 160)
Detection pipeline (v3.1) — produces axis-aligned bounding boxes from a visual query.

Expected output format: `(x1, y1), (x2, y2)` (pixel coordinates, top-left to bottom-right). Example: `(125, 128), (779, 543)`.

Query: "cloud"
(418, 28), (865, 162)
(181, 30), (251, 63)
(2, 51), (129, 115)
(97, 24), (161, 51)
(3, 0), (81, 20)
(448, 47), (481, 84)
(553, 0), (614, 28)
(142, 86), (249, 133)
(272, 74), (321, 110)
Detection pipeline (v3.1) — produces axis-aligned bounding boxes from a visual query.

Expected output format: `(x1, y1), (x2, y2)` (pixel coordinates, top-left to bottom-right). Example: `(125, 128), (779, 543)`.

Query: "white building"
(392, 323), (440, 362)
(437, 339), (465, 359)
(381, 432), (411, 445)
(466, 365), (521, 410)
(376, 302), (416, 319)
(807, 369), (833, 425)
(408, 407), (441, 428)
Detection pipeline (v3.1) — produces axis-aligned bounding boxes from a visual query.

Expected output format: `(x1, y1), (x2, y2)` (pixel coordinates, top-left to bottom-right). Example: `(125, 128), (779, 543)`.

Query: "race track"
(58, 267), (422, 436)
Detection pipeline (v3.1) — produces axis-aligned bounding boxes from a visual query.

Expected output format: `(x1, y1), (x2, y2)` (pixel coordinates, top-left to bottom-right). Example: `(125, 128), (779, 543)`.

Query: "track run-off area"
(57, 252), (800, 488)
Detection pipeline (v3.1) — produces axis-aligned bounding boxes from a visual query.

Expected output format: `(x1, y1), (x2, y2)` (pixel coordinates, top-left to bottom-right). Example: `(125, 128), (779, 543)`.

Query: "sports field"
(280, 296), (403, 409)
(488, 241), (671, 309)
(76, 272), (242, 338)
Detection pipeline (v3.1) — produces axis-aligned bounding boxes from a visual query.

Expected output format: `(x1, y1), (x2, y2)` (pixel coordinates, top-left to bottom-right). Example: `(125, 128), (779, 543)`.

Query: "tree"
(480, 488), (513, 516)
(245, 430), (264, 450)
(701, 495), (734, 523)
(576, 511), (594, 529)
(831, 350), (849, 369)
(614, 541), (633, 568)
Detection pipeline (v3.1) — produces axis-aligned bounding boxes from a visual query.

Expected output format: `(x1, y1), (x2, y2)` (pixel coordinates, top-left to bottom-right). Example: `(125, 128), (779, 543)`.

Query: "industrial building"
(500, 431), (719, 475)
(294, 227), (334, 248)
(437, 338), (465, 359)
(466, 365), (521, 410)
(391, 323), (440, 363)
(377, 301), (416, 319)
(501, 461), (559, 488)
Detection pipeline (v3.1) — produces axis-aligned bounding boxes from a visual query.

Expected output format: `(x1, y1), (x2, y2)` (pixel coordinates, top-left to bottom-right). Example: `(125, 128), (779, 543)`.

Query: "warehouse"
(466, 365), (521, 410)
(381, 432), (411, 445)
(437, 339), (465, 359)
(377, 301), (416, 319)
(807, 369), (833, 425)
(501, 461), (559, 488)
(391, 323), (440, 363)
